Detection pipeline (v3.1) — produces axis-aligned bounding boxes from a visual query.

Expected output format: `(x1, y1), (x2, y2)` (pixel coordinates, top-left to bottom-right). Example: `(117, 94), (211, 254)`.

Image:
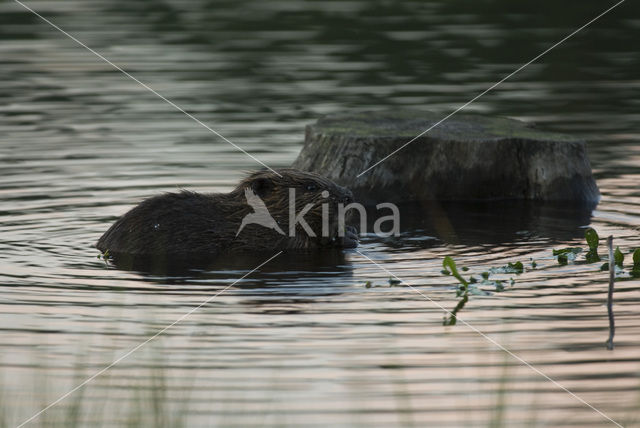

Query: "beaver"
(96, 169), (358, 264)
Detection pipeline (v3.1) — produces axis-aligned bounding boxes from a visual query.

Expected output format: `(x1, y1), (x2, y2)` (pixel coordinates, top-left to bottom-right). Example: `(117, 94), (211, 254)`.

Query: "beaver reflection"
(96, 169), (358, 273)
(110, 249), (354, 282)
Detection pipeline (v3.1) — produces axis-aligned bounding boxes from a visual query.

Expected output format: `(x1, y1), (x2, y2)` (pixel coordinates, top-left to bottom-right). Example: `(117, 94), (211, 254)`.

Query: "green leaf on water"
(481, 271), (489, 280)
(614, 246), (624, 267)
(388, 278), (401, 286)
(631, 248), (640, 276)
(468, 285), (490, 296)
(488, 261), (524, 275)
(553, 247), (582, 256)
(554, 247), (581, 265)
(585, 228), (599, 252)
(600, 262), (609, 271)
(584, 228), (601, 262)
(364, 281), (372, 288)
(585, 251), (601, 263)
(443, 256), (468, 288)
(507, 261), (524, 274)
(632, 248), (640, 270)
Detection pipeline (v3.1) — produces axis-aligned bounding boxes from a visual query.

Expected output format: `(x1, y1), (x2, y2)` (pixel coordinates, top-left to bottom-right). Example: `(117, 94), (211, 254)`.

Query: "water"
(1, 0), (639, 426)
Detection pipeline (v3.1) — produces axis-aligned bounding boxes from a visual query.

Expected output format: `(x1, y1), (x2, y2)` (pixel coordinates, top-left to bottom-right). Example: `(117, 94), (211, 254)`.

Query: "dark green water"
(1, 0), (639, 426)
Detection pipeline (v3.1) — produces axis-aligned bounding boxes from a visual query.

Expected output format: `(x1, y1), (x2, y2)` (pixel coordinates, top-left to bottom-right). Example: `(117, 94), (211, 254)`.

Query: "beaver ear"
(251, 177), (272, 198)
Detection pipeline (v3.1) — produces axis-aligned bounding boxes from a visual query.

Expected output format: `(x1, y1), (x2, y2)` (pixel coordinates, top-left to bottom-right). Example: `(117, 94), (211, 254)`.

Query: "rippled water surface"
(1, 0), (639, 427)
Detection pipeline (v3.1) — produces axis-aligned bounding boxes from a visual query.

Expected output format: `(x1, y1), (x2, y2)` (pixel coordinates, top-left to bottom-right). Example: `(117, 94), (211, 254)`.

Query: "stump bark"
(292, 110), (600, 204)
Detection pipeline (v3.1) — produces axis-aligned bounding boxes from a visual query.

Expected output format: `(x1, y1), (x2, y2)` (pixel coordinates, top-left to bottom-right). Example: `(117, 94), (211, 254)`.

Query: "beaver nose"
(341, 189), (354, 204)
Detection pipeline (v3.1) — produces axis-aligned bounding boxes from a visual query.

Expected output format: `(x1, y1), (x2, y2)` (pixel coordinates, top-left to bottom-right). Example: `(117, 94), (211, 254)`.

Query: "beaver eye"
(306, 184), (318, 192)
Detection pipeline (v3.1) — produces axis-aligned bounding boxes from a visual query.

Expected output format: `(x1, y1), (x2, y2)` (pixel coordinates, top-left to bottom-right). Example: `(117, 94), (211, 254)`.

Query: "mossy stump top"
(292, 110), (599, 204)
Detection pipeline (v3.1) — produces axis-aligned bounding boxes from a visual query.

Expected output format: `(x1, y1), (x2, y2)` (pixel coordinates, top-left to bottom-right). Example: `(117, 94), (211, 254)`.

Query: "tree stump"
(292, 110), (600, 204)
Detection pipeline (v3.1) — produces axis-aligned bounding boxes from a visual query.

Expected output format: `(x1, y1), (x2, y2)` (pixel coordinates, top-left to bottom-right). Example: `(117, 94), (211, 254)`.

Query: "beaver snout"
(335, 186), (354, 205)
(341, 191), (354, 205)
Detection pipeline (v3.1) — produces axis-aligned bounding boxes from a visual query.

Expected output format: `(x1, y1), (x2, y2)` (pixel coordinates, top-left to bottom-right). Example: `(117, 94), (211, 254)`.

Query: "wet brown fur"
(96, 169), (356, 260)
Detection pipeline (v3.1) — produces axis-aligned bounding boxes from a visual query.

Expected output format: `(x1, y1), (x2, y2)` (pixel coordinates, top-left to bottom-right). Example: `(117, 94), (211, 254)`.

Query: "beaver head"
(232, 168), (357, 248)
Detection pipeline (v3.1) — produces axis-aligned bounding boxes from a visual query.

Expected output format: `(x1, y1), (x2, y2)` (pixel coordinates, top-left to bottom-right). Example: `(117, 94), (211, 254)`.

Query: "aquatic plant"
(442, 256), (468, 291)
(552, 228), (636, 274)
(368, 227), (634, 329)
(440, 256), (525, 325)
(601, 246), (629, 272)
(361, 278), (404, 288)
(552, 247), (581, 265)
(489, 261), (523, 275)
(614, 246), (624, 267)
(388, 278), (402, 286)
(632, 249), (640, 277)
(442, 256), (468, 326)
(96, 249), (111, 267)
(585, 228), (600, 262)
